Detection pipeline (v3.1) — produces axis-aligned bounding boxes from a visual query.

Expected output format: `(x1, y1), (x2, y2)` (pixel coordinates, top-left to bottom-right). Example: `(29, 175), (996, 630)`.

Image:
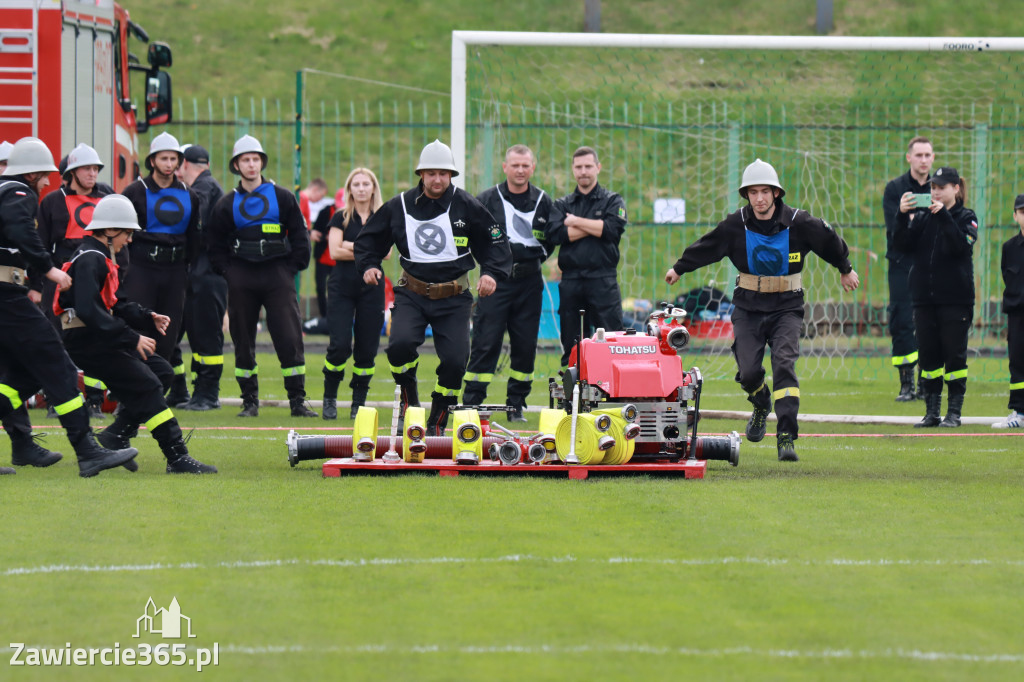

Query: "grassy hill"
(122, 0), (1024, 104)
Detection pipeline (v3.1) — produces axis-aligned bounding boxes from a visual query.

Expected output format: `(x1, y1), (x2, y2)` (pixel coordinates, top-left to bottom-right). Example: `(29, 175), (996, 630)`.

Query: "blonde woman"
(321, 168), (385, 419)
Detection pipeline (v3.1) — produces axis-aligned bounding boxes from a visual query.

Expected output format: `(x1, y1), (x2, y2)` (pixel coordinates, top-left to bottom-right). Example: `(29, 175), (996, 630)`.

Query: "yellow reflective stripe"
(389, 359), (419, 374)
(82, 375), (107, 390)
(1010, 381), (1024, 391)
(434, 382), (460, 397)
(282, 365), (306, 377)
(748, 382), (767, 398)
(235, 367), (258, 378)
(944, 369), (968, 381)
(145, 408), (174, 431)
(323, 359), (347, 372)
(891, 351), (919, 366)
(54, 395), (85, 416)
(351, 365), (376, 377)
(508, 369), (533, 382)
(464, 373), (494, 383)
(920, 367), (944, 379)
(192, 354), (224, 366)
(172, 364), (186, 376)
(0, 384), (23, 411)
(773, 387), (800, 400)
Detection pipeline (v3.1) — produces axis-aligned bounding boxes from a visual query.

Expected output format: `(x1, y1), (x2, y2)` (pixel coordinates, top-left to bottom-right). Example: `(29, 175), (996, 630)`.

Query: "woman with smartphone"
(892, 166), (978, 428)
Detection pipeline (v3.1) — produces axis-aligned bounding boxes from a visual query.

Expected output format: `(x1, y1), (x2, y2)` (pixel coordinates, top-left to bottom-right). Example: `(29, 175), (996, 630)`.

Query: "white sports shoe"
(991, 411), (1024, 429)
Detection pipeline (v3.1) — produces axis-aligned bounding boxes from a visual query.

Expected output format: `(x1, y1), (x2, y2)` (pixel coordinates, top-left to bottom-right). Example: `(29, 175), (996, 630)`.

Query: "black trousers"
(557, 275), (622, 366)
(325, 268), (384, 380)
(184, 257), (228, 374)
(225, 259), (305, 375)
(887, 257), (917, 365)
(731, 306), (803, 438)
(314, 259), (333, 319)
(1008, 312), (1024, 412)
(464, 269), (544, 407)
(914, 304), (971, 397)
(66, 337), (174, 428)
(120, 261), (188, 362)
(387, 287), (471, 397)
(0, 288), (89, 437)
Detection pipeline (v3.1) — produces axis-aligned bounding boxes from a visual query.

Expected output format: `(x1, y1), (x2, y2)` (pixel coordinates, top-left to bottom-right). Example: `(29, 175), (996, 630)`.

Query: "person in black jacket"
(546, 146), (627, 367)
(121, 132), (200, 407)
(322, 167), (385, 420)
(993, 193), (1024, 429)
(206, 135), (315, 418)
(882, 136), (934, 401)
(463, 144), (554, 421)
(665, 159), (859, 462)
(0, 137), (138, 477)
(57, 195), (216, 473)
(177, 144), (228, 411)
(355, 139), (512, 440)
(892, 166), (977, 428)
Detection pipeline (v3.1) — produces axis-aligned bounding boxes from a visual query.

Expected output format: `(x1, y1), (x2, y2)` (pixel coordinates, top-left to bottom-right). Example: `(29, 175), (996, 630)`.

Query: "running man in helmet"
(355, 139), (512, 444)
(205, 135), (316, 418)
(0, 137), (139, 477)
(55, 195), (217, 473)
(665, 159), (859, 462)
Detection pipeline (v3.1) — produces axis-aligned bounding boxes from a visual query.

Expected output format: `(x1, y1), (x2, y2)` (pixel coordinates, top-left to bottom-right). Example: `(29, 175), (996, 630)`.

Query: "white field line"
(5, 554), (1024, 577)
(0, 643), (1021, 664)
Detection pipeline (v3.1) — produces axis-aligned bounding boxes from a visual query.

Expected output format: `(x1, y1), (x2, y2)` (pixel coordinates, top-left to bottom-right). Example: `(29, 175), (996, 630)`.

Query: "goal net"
(451, 32), (1024, 384)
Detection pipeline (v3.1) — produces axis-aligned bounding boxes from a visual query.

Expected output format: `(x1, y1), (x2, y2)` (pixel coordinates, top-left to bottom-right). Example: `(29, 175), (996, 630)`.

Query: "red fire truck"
(0, 0), (172, 193)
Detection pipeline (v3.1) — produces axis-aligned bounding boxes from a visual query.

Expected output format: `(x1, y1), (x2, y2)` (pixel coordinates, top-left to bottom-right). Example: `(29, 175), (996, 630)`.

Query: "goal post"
(450, 30), (1024, 382)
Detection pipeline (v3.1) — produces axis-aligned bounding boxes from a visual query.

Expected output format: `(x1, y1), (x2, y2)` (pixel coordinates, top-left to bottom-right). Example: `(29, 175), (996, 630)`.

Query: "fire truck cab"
(0, 0), (172, 192)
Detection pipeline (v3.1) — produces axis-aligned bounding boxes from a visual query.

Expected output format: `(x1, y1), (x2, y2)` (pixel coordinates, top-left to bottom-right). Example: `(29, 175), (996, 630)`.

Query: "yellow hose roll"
(352, 406), (379, 461)
(555, 413), (606, 465)
(451, 409), (482, 462)
(591, 409), (636, 465)
(538, 407), (565, 437)
(403, 406), (427, 463)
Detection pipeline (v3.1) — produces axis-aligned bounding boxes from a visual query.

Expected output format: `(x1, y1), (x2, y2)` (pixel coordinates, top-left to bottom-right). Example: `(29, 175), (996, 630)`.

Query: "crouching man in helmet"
(664, 159), (859, 462)
(55, 194), (217, 474)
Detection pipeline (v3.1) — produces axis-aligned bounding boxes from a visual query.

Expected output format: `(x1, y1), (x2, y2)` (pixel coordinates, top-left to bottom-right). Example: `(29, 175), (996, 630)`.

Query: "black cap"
(929, 167), (960, 186)
(1015, 193), (1024, 211)
(183, 145), (210, 164)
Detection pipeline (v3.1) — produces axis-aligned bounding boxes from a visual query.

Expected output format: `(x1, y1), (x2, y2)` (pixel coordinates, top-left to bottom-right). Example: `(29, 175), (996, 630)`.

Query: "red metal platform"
(322, 457), (706, 479)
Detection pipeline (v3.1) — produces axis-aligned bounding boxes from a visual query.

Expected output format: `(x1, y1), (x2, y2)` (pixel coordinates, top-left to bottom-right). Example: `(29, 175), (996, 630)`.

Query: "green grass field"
(3, 351), (1023, 680)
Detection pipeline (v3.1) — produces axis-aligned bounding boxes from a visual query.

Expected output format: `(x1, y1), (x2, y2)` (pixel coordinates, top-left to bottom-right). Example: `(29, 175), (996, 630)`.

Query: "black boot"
(914, 367), (925, 400)
(425, 396), (458, 437)
(166, 373), (190, 407)
(322, 369), (343, 421)
(506, 404), (528, 423)
(164, 439), (217, 474)
(745, 384), (772, 442)
(398, 382), (420, 423)
(776, 432), (799, 462)
(73, 431), (138, 478)
(895, 364), (916, 402)
(237, 375), (259, 418)
(1, 466), (14, 475)
(85, 384), (107, 419)
(184, 365), (222, 411)
(10, 433), (63, 468)
(914, 393), (942, 428)
(97, 409), (140, 472)
(462, 381), (486, 408)
(349, 376), (370, 420)
(285, 374), (318, 417)
(939, 391), (965, 428)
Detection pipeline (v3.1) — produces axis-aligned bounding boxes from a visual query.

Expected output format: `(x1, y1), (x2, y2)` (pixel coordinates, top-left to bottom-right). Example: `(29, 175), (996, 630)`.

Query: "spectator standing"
(992, 193), (1024, 429)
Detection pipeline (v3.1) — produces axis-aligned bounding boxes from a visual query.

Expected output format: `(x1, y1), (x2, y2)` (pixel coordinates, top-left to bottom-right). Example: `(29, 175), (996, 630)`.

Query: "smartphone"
(913, 193), (932, 208)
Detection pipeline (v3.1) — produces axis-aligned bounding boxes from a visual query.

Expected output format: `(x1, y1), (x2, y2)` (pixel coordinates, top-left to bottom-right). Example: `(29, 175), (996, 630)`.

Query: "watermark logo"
(9, 596), (218, 671)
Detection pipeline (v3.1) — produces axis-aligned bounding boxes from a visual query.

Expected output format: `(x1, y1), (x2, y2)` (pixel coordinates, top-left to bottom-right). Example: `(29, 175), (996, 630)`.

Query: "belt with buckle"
(145, 244), (186, 264)
(397, 271), (470, 300)
(0, 265), (27, 286)
(735, 272), (802, 293)
(510, 260), (541, 280)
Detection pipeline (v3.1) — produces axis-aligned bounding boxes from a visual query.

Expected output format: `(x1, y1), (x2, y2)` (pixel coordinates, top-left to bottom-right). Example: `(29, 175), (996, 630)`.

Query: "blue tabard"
(232, 183), (281, 234)
(145, 186), (191, 234)
(745, 228), (790, 276)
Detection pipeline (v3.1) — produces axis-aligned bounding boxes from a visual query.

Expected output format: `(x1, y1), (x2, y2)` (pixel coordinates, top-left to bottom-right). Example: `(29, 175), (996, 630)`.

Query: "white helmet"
(145, 131), (183, 171)
(229, 134), (268, 175)
(739, 158), (785, 199)
(0, 140), (12, 163)
(85, 194), (141, 231)
(64, 143), (105, 176)
(415, 139), (459, 177)
(1, 137), (58, 176)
